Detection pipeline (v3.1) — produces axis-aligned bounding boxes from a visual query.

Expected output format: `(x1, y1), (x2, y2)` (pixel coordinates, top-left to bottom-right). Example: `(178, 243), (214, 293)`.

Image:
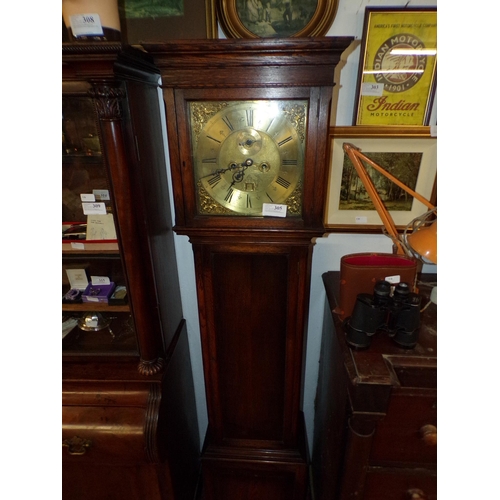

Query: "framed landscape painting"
(325, 130), (436, 231)
(118, 0), (216, 42)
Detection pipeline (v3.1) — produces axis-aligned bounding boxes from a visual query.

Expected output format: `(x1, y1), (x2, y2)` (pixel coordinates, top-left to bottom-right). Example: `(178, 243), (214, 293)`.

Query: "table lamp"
(404, 210), (437, 264)
(342, 142), (437, 265)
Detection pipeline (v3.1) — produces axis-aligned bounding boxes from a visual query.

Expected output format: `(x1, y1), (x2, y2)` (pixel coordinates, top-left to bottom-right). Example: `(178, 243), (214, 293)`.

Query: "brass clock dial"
(190, 100), (307, 216)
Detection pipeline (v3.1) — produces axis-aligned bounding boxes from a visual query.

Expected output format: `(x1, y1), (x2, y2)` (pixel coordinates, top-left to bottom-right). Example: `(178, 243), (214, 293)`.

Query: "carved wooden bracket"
(138, 357), (166, 376)
(89, 83), (125, 120)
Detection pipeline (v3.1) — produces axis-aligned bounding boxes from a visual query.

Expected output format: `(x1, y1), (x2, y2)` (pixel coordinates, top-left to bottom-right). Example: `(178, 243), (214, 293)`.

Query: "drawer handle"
(419, 424), (437, 446)
(62, 435), (92, 456)
(406, 488), (427, 499)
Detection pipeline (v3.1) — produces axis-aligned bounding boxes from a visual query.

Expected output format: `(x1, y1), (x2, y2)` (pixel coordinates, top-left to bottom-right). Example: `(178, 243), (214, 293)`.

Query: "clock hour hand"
(228, 159), (253, 188)
(229, 169), (245, 189)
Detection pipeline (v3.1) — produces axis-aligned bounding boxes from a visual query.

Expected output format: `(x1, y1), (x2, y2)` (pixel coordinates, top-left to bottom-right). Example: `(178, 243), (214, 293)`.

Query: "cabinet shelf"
(62, 313), (138, 355)
(62, 153), (102, 163)
(62, 303), (130, 313)
(62, 242), (119, 254)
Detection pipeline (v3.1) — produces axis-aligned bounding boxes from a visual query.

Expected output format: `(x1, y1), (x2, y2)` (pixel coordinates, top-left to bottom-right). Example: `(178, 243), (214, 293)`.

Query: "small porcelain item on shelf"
(78, 312), (111, 332)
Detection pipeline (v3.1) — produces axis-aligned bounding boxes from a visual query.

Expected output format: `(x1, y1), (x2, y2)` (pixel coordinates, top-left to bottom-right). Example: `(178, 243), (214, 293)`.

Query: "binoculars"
(344, 280), (421, 349)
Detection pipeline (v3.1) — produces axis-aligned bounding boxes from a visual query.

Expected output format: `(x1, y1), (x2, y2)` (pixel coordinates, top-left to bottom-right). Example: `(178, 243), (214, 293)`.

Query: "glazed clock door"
(169, 85), (329, 231)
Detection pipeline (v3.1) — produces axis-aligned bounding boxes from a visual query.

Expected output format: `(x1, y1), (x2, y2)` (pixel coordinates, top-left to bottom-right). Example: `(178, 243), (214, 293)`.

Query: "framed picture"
(353, 7), (437, 127)
(325, 127), (436, 231)
(216, 0), (339, 38)
(118, 0), (217, 43)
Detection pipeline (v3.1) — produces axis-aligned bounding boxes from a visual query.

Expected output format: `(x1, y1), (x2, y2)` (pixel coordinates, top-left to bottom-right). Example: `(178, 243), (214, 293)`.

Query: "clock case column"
(143, 38), (353, 499)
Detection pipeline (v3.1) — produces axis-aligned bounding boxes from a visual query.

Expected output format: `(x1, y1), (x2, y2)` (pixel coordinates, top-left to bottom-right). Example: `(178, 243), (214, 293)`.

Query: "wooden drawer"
(62, 405), (152, 464)
(62, 381), (159, 465)
(363, 467), (437, 500)
(370, 392), (437, 465)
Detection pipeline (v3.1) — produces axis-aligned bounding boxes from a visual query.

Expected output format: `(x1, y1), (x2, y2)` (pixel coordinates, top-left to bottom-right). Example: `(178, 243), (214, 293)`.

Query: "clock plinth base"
(200, 413), (310, 500)
(201, 445), (309, 500)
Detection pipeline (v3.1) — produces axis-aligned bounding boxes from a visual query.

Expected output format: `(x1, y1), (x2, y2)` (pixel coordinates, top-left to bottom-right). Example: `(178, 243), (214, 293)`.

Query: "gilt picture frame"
(325, 127), (436, 232)
(353, 7), (437, 127)
(216, 0), (339, 38)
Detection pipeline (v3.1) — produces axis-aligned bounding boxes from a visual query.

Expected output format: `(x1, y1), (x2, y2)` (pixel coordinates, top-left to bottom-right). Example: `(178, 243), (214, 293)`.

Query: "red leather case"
(336, 253), (418, 320)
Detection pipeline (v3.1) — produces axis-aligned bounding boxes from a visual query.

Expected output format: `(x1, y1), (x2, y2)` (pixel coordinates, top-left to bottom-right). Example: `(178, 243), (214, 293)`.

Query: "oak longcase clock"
(144, 37), (353, 500)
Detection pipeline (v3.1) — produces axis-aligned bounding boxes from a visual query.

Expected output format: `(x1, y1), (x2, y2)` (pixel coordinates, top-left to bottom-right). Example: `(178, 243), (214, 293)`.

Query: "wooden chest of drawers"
(62, 323), (200, 500)
(312, 272), (437, 500)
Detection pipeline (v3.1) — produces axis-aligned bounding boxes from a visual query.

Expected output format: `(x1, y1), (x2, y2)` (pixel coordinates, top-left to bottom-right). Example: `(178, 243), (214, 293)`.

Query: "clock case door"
(194, 239), (311, 450)
(190, 233), (313, 500)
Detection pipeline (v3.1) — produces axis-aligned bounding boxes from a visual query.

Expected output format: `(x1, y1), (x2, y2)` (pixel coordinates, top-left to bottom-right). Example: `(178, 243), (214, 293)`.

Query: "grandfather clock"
(144, 38), (353, 499)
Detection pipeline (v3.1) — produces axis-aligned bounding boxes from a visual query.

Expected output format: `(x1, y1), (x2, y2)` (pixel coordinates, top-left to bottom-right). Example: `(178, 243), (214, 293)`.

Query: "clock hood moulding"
(142, 37), (354, 89)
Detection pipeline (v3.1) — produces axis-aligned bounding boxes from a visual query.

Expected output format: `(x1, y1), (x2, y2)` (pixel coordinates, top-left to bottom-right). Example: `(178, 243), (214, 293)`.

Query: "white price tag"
(80, 193), (96, 202)
(91, 276), (111, 286)
(262, 203), (287, 218)
(361, 83), (384, 97)
(355, 216), (368, 224)
(93, 189), (110, 201)
(82, 202), (107, 215)
(385, 274), (401, 284)
(70, 242), (85, 250)
(70, 13), (104, 37)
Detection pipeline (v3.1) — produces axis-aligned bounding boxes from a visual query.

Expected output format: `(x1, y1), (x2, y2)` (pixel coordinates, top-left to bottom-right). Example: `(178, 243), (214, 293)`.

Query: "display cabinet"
(62, 43), (200, 500)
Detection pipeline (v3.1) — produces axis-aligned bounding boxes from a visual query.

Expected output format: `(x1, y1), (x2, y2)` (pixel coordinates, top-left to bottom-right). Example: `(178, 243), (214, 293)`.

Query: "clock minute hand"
(203, 158), (254, 184)
(200, 162), (240, 179)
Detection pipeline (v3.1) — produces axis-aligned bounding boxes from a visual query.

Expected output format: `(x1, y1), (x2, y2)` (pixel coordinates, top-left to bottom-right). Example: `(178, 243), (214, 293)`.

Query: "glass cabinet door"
(62, 95), (138, 356)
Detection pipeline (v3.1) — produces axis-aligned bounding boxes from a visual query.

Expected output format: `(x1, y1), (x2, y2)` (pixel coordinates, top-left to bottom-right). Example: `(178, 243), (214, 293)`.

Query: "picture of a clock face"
(190, 100), (307, 216)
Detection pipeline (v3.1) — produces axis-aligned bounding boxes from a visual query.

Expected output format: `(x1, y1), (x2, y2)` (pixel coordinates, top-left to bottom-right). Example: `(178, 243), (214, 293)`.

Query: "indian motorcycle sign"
(354, 9), (437, 127)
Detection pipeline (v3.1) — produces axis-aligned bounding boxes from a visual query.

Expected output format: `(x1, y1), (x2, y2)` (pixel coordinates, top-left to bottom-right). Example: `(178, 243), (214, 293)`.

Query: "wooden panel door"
(193, 239), (312, 450)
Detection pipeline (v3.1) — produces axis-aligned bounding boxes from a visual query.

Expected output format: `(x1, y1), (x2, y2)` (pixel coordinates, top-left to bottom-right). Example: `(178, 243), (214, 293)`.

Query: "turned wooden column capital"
(88, 82), (125, 120)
